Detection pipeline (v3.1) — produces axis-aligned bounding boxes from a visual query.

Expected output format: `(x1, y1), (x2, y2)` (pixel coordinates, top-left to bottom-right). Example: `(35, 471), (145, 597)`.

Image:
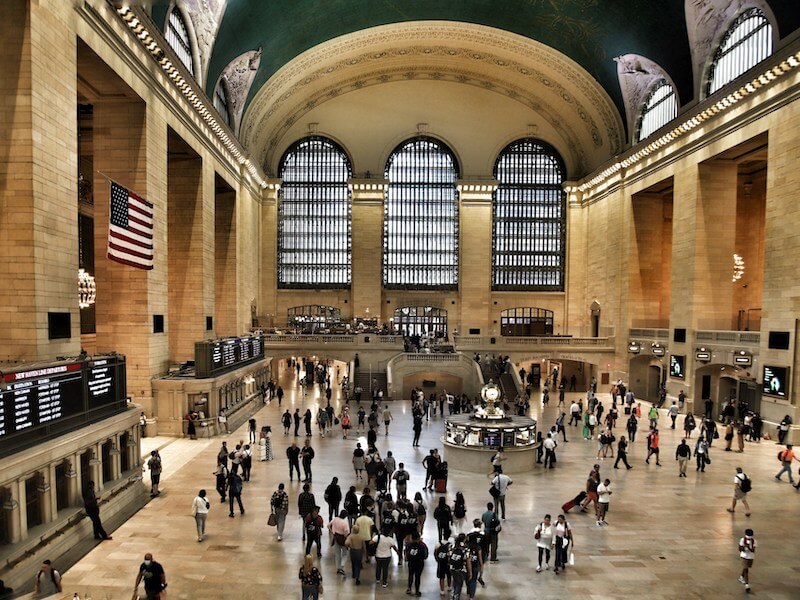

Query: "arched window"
(166, 8), (195, 76)
(636, 80), (678, 142)
(384, 137), (459, 289)
(278, 137), (352, 288)
(213, 79), (232, 128)
(707, 7), (773, 96)
(492, 139), (566, 291)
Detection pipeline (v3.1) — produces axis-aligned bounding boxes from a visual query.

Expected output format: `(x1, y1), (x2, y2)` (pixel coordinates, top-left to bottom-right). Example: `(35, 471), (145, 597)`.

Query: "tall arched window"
(166, 8), (195, 76)
(278, 137), (352, 288)
(384, 137), (459, 290)
(213, 79), (232, 128)
(707, 7), (773, 96)
(492, 139), (566, 291)
(636, 80), (678, 142)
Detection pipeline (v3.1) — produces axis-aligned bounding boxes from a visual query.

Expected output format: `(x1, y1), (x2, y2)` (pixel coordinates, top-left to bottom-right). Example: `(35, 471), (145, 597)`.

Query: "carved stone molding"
(217, 48), (262, 134)
(181, 0), (228, 87)
(240, 21), (624, 176)
(615, 54), (680, 143)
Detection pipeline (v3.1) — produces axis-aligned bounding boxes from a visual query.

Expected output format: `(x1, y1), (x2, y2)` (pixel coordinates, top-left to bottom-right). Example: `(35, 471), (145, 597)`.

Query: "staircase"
(353, 370), (389, 401)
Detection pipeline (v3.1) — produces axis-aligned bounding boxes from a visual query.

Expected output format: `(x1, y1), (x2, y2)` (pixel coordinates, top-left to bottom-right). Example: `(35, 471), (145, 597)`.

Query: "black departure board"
(195, 335), (265, 378)
(0, 355), (127, 457)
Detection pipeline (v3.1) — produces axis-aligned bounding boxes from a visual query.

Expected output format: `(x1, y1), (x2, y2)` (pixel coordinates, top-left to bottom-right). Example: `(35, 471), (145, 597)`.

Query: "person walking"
(292, 408), (301, 437)
(453, 491), (468, 533)
(449, 534), (471, 600)
(276, 385), (284, 406)
(227, 469), (245, 517)
(133, 553), (166, 600)
(465, 535), (482, 600)
(298, 554), (323, 600)
(490, 472), (513, 519)
(675, 438), (691, 477)
(304, 506), (324, 557)
(553, 515), (572, 575)
(270, 482), (289, 541)
(352, 443), (366, 480)
(668, 402), (679, 429)
(372, 527), (400, 588)
(241, 444), (252, 482)
(298, 483), (316, 542)
(435, 537), (453, 596)
(626, 412), (638, 443)
(534, 514), (554, 572)
(684, 413), (696, 439)
(613, 435), (632, 469)
(738, 528), (756, 593)
(286, 442), (301, 482)
(596, 478), (612, 526)
(405, 531), (429, 596)
(281, 410), (292, 435)
(345, 524), (366, 585)
(556, 412), (568, 443)
(434, 496), (453, 542)
(543, 433), (558, 469)
(695, 436), (710, 472)
(147, 450), (162, 498)
(412, 412), (423, 447)
(329, 509), (351, 575)
(248, 417), (257, 443)
(481, 502), (501, 563)
(301, 439), (315, 483)
(648, 405), (659, 429)
(214, 461), (228, 502)
(191, 489), (210, 542)
(33, 560), (62, 597)
(324, 477), (343, 521)
(645, 428), (662, 466)
(82, 481), (112, 541)
(393, 463), (410, 500)
(728, 467), (752, 516)
(382, 405), (394, 435)
(775, 444), (797, 483)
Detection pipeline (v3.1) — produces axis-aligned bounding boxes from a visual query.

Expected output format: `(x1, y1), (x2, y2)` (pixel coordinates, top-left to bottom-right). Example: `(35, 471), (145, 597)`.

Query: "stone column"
(38, 469), (53, 524)
(350, 180), (386, 322)
(259, 181), (280, 327)
(0, 0), (80, 361)
(2, 482), (22, 544)
(66, 455), (80, 507)
(89, 442), (103, 491)
(457, 181), (497, 336)
(15, 478), (27, 542)
(214, 174), (237, 336)
(109, 434), (122, 481)
(46, 464), (58, 520)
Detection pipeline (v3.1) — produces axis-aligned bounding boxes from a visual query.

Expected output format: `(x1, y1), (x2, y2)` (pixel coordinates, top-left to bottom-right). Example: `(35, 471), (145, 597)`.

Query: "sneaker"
(601, 520), (608, 525)
(545, 564), (550, 570)
(596, 521), (602, 526)
(738, 576), (746, 584)
(382, 583), (388, 588)
(727, 508), (735, 513)
(277, 536), (282, 541)
(745, 584), (751, 592)
(407, 589), (412, 595)
(536, 566), (542, 573)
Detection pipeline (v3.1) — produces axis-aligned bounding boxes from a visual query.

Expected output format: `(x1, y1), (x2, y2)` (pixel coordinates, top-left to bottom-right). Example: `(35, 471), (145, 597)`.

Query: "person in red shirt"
(645, 429), (662, 466)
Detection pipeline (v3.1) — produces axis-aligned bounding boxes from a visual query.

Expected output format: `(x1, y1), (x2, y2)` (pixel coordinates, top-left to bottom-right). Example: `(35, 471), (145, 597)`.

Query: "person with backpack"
(694, 436), (710, 472)
(727, 467), (752, 516)
(480, 502), (501, 563)
(393, 463), (410, 500)
(324, 477), (342, 521)
(434, 496), (453, 542)
(147, 450), (162, 497)
(405, 531), (429, 596)
(453, 491), (467, 533)
(304, 506), (324, 557)
(227, 469), (245, 518)
(270, 483), (289, 541)
(465, 535), (483, 600)
(329, 509), (351, 575)
(33, 559), (62, 596)
(371, 527), (400, 588)
(449, 534), (472, 600)
(435, 537), (452, 595)
(775, 444), (797, 484)
(738, 528), (757, 592)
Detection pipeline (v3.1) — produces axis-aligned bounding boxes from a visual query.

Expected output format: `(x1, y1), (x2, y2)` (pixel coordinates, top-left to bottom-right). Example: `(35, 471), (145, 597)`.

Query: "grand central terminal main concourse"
(1, 1), (800, 598)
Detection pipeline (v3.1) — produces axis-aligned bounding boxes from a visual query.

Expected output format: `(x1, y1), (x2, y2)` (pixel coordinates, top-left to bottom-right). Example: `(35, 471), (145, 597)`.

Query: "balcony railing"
(695, 330), (760, 346)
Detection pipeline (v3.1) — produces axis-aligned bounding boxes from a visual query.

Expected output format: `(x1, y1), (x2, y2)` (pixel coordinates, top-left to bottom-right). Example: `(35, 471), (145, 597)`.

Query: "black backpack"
(449, 547), (466, 572)
(381, 511), (396, 530)
(740, 475), (752, 493)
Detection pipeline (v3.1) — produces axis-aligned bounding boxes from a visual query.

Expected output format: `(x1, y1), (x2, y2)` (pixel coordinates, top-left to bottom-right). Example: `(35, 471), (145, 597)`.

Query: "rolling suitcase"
(435, 478), (447, 493)
(624, 406), (631, 415)
(561, 491), (586, 513)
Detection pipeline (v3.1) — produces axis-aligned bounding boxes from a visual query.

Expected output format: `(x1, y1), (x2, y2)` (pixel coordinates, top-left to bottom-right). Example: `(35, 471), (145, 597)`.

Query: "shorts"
(599, 501), (609, 512)
(384, 420), (390, 426)
(437, 566), (450, 579)
(734, 488), (746, 500)
(151, 473), (161, 484)
(741, 558), (753, 568)
(587, 492), (598, 502)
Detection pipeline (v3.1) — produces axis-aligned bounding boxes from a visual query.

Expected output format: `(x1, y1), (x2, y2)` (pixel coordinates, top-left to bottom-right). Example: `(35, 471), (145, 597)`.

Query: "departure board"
(0, 355), (127, 457)
(195, 335), (265, 378)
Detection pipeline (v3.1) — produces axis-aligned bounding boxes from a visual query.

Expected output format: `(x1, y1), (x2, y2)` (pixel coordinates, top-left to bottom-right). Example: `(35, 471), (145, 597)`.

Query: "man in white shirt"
(596, 479), (612, 526)
(569, 401), (581, 426)
(543, 433), (558, 469)
(728, 467), (752, 516)
(738, 528), (756, 592)
(668, 402), (680, 429)
(490, 473), (513, 520)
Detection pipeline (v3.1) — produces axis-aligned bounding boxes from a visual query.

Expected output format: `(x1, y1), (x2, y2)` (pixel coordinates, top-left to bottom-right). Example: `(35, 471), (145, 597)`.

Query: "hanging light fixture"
(78, 268), (97, 308)
(732, 253), (745, 282)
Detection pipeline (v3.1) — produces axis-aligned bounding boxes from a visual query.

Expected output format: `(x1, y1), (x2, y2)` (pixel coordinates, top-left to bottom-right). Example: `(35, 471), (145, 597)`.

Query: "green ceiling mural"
(149, 0), (799, 123)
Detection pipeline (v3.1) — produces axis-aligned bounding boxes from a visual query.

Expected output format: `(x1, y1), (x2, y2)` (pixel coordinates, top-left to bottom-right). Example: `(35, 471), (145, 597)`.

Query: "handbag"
(489, 484), (501, 498)
(267, 512), (277, 527)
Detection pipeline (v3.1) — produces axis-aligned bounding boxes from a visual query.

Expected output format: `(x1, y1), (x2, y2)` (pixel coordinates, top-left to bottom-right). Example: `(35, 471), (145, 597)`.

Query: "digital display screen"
(0, 357), (127, 457)
(670, 355), (685, 379)
(195, 335), (265, 378)
(762, 365), (788, 397)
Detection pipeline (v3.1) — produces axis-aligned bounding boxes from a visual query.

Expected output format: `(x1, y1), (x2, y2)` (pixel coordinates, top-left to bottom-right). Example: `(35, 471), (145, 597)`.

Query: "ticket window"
(101, 440), (113, 484)
(25, 476), (43, 529)
(55, 462), (70, 511)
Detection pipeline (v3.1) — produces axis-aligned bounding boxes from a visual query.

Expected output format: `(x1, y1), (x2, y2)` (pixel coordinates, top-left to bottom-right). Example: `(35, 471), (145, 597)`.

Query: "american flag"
(108, 182), (154, 270)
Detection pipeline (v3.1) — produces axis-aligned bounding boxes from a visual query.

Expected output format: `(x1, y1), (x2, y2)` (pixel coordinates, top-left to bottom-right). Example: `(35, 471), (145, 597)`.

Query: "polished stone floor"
(59, 364), (800, 599)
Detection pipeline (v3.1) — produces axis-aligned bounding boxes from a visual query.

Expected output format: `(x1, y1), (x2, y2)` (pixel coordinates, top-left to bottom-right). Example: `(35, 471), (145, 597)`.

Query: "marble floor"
(58, 364), (800, 599)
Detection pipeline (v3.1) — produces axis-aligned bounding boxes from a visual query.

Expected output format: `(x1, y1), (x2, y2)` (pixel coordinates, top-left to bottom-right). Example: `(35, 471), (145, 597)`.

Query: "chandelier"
(78, 268), (96, 308)
(732, 254), (745, 282)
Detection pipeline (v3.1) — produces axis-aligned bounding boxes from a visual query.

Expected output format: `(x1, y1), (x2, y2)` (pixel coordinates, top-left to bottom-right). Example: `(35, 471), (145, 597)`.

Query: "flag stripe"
(108, 182), (154, 270)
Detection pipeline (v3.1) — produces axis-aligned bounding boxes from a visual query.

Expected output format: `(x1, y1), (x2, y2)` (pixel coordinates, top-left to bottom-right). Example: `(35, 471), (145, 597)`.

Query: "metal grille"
(393, 306), (448, 337)
(166, 9), (194, 76)
(278, 137), (352, 288)
(637, 80), (678, 142)
(213, 80), (231, 128)
(384, 137), (459, 290)
(707, 8), (772, 96)
(492, 139), (566, 291)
